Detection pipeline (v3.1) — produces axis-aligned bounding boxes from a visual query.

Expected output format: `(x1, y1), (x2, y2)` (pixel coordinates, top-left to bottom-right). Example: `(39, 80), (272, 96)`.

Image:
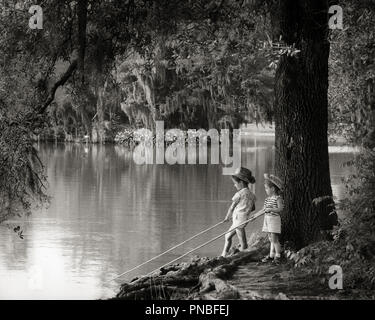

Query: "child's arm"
(223, 202), (236, 222)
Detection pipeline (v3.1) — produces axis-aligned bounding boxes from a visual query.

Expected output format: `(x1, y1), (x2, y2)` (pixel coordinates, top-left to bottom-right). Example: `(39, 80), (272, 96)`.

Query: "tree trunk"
(270, 0), (337, 248)
(78, 0), (88, 83)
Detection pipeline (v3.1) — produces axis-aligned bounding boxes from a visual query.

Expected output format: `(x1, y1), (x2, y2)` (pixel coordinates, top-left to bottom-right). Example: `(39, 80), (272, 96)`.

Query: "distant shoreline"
(33, 122), (353, 147)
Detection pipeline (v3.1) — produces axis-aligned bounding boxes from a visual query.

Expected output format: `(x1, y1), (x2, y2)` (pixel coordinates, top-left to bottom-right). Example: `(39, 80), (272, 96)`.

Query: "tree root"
(115, 246), (266, 300)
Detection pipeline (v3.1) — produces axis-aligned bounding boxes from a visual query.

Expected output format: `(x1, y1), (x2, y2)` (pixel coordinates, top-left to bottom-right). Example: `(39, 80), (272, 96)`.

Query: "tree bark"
(270, 0), (337, 248)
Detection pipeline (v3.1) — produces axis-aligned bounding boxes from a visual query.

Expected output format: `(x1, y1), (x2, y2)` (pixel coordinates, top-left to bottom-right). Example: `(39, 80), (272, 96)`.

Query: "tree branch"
(38, 59), (78, 114)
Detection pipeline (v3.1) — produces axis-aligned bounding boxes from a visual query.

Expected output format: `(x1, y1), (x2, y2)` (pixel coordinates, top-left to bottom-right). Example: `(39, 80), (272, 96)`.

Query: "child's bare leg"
(236, 228), (248, 251)
(262, 233), (275, 262)
(221, 229), (236, 257)
(271, 233), (281, 258)
(268, 234), (275, 258)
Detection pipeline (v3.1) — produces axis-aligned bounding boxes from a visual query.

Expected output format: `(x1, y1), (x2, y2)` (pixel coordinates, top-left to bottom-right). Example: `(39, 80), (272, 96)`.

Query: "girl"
(221, 167), (256, 257)
(261, 173), (284, 264)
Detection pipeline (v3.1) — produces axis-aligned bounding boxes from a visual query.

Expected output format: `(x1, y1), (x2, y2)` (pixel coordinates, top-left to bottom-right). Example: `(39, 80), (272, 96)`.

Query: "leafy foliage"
(328, 0), (375, 146)
(116, 2), (275, 130)
(0, 111), (48, 223)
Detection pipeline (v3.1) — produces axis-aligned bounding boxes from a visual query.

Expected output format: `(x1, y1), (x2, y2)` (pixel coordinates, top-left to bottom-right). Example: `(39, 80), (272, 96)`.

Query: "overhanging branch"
(38, 59), (78, 114)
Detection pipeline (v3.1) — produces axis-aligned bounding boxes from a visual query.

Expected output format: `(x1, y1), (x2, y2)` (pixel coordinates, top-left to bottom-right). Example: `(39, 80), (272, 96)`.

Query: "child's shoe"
(272, 256), (281, 265)
(261, 255), (273, 263)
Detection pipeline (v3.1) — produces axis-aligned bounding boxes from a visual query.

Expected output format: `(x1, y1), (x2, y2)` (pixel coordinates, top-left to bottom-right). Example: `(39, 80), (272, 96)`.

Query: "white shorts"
(231, 212), (249, 230)
(262, 214), (281, 234)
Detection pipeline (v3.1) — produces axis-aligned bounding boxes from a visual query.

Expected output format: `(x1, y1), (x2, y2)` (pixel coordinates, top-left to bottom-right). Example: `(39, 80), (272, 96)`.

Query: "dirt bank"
(114, 242), (359, 300)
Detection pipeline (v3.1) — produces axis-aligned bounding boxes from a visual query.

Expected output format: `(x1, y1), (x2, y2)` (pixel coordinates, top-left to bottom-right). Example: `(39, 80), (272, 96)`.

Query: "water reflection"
(0, 137), (355, 299)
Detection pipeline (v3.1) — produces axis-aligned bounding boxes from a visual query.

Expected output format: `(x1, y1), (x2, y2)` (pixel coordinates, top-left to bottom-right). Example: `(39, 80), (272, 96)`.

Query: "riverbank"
(114, 237), (374, 300)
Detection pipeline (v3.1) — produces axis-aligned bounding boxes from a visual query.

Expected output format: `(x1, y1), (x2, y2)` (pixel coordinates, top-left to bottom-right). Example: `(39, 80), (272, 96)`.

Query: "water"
(0, 136), (356, 299)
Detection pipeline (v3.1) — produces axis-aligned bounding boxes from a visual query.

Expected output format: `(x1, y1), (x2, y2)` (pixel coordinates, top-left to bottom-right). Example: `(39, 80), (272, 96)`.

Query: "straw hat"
(232, 167), (256, 184)
(264, 173), (283, 190)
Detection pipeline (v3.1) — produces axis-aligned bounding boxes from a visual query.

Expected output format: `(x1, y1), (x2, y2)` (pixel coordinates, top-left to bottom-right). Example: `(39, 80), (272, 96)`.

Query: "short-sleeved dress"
(262, 195), (282, 234)
(231, 188), (256, 230)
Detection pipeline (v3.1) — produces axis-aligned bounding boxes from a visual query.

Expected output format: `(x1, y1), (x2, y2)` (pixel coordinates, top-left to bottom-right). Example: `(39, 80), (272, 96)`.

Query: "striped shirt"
(264, 195), (282, 214)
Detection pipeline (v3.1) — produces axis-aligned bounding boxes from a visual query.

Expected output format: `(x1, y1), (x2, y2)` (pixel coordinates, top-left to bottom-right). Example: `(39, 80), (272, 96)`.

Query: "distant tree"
(116, 2), (274, 130)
